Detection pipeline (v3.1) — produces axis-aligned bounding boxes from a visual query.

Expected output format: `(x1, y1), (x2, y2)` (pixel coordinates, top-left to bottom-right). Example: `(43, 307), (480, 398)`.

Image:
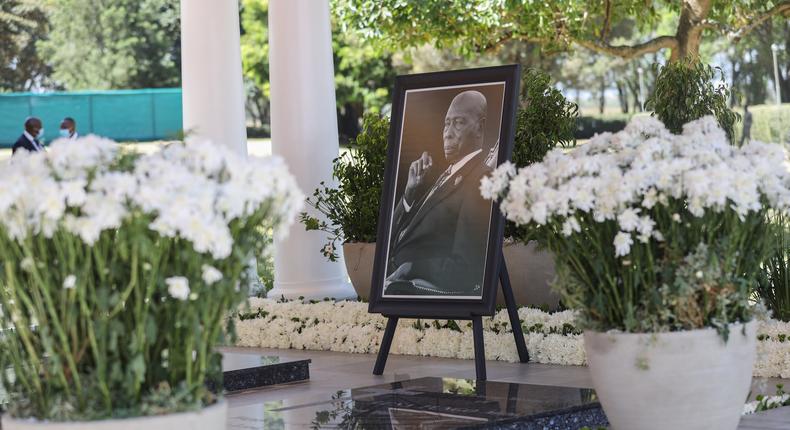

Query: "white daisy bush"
(0, 136), (303, 421)
(482, 116), (790, 335)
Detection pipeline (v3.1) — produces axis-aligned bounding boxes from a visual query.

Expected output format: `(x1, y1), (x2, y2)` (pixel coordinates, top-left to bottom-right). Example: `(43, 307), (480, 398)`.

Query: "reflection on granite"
(227, 377), (607, 429)
(217, 353), (310, 393)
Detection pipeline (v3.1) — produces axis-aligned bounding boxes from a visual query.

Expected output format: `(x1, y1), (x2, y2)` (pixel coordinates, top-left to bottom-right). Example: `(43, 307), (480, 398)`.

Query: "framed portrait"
(368, 65), (520, 318)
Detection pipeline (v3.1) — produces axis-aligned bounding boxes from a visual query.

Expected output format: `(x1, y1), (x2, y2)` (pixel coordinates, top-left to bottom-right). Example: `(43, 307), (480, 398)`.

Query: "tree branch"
(575, 35), (678, 60)
(725, 1), (790, 42)
(601, 0), (612, 42)
(478, 32), (549, 54)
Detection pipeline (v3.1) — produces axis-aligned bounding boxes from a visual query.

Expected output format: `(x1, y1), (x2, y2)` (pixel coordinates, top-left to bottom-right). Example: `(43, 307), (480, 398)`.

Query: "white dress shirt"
(23, 131), (43, 151)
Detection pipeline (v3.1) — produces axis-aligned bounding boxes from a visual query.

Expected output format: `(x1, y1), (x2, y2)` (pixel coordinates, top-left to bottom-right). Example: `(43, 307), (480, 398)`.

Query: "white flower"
(20, 257), (34, 272)
(480, 162), (515, 199)
(561, 217), (581, 237)
(672, 213), (681, 222)
(201, 264), (223, 285)
(636, 216), (656, 243)
(166, 277), (190, 301)
(613, 232), (633, 257)
(63, 275), (76, 289)
(617, 208), (641, 232)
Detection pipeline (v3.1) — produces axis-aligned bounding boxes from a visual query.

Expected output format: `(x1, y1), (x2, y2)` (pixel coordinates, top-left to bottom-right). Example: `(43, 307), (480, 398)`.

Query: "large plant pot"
(2, 399), (227, 430)
(584, 321), (757, 430)
(344, 241), (559, 308)
(502, 242), (559, 310)
(344, 242), (376, 300)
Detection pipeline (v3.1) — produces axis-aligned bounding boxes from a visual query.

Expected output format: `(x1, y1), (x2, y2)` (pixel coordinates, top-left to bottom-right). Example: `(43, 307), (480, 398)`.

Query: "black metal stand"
(372, 254), (529, 380)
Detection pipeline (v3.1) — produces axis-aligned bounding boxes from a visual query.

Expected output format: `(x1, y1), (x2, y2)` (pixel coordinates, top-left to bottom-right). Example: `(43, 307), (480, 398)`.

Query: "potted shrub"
(0, 137), (302, 429)
(301, 114), (388, 299)
(483, 115), (787, 429)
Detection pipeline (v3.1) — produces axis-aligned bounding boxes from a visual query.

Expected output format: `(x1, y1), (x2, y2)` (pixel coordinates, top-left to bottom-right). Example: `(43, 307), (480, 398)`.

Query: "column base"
(268, 277), (358, 301)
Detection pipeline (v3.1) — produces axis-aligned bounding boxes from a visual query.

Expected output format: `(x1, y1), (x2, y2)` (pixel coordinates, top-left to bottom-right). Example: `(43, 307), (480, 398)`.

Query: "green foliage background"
(645, 59), (740, 140)
(39, 0), (182, 90)
(0, 0), (50, 91)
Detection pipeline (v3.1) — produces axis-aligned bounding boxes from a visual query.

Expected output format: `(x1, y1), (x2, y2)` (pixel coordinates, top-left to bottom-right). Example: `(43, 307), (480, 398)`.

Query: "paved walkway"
(222, 347), (790, 429)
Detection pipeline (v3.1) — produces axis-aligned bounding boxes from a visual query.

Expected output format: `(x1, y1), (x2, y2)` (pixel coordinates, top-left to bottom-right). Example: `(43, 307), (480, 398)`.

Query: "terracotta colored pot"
(343, 241), (558, 309)
(501, 242), (560, 310)
(343, 242), (376, 300)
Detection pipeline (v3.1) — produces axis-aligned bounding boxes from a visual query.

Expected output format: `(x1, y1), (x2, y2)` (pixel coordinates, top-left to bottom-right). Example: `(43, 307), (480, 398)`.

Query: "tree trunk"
(616, 80), (629, 113)
(625, 77), (641, 112)
(671, 0), (713, 61)
(599, 75), (606, 114)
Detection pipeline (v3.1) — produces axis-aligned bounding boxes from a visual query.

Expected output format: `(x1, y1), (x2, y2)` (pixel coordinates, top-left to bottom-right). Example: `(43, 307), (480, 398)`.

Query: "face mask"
(59, 129), (71, 138)
(37, 128), (45, 139)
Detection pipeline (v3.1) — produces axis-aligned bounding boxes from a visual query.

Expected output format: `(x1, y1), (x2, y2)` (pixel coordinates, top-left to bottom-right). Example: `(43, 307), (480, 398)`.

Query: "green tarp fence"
(0, 88), (183, 147)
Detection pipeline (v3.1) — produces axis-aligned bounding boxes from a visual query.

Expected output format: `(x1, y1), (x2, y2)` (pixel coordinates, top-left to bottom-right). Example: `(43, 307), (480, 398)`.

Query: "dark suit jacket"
(12, 135), (41, 154)
(386, 151), (493, 296)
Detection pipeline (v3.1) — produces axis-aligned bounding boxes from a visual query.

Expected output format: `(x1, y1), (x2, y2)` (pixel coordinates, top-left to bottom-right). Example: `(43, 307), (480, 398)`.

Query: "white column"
(267, 0), (356, 300)
(180, 0), (247, 154)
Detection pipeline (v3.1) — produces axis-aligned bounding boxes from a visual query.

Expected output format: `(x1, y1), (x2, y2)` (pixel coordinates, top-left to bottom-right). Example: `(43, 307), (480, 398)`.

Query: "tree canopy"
(39, 0), (181, 90)
(334, 0), (790, 62)
(0, 0), (50, 91)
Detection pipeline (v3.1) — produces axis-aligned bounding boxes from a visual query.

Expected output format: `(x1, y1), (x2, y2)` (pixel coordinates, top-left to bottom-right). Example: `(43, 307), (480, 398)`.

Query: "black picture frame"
(368, 64), (521, 319)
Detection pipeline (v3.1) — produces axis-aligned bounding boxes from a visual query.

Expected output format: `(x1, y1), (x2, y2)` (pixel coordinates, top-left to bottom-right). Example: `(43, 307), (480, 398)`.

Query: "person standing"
(59, 117), (79, 139)
(12, 117), (45, 154)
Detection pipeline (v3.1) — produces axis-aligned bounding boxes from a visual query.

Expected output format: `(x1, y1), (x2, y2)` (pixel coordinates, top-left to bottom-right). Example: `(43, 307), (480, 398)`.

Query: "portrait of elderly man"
(384, 90), (496, 297)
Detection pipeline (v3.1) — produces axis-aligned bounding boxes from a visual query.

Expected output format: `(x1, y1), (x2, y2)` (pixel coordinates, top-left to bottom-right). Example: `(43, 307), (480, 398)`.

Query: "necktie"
(430, 166), (453, 194)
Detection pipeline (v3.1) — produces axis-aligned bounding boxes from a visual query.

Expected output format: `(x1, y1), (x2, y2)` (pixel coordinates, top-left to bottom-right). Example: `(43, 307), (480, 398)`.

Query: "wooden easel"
(372, 254), (529, 380)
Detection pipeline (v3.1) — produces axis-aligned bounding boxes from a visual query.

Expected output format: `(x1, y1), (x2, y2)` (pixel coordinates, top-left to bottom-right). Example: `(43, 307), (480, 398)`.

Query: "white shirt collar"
(23, 131), (41, 150)
(23, 131), (37, 144)
(448, 148), (483, 177)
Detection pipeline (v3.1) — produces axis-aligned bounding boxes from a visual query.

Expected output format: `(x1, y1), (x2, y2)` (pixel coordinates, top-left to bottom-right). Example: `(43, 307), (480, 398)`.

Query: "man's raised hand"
(405, 151), (432, 203)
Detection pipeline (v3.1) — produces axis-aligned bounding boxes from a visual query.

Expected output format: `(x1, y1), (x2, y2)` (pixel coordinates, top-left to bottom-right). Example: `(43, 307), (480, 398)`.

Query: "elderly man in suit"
(385, 90), (493, 297)
(12, 117), (45, 154)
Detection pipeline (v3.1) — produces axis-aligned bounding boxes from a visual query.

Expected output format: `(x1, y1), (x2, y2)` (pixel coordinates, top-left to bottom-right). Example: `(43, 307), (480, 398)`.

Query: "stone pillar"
(182, 0), (269, 295)
(267, 0), (355, 300)
(180, 0), (247, 154)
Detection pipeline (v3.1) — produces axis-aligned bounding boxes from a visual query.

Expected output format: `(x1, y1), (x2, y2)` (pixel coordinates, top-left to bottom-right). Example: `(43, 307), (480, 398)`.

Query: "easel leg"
(472, 316), (486, 381)
(500, 255), (529, 363)
(373, 317), (399, 375)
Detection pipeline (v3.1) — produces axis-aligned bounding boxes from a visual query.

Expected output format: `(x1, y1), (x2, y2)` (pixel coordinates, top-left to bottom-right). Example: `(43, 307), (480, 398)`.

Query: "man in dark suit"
(385, 90), (493, 297)
(12, 117), (45, 154)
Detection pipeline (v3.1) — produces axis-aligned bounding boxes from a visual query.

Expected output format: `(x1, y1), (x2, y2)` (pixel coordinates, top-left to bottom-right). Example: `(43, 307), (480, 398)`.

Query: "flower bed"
(235, 298), (790, 378)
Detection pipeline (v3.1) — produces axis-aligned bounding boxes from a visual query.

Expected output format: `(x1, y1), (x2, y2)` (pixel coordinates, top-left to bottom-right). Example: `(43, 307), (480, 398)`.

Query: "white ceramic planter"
(2, 399), (227, 430)
(584, 321), (757, 430)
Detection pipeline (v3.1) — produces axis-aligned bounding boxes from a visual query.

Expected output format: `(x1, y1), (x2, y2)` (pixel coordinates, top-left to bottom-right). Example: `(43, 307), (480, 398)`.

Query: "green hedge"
(575, 113), (654, 139)
(735, 104), (790, 144)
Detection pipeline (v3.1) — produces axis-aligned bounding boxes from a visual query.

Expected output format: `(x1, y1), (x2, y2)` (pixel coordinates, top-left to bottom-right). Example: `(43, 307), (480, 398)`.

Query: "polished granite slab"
(218, 352), (310, 393)
(227, 376), (607, 429)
